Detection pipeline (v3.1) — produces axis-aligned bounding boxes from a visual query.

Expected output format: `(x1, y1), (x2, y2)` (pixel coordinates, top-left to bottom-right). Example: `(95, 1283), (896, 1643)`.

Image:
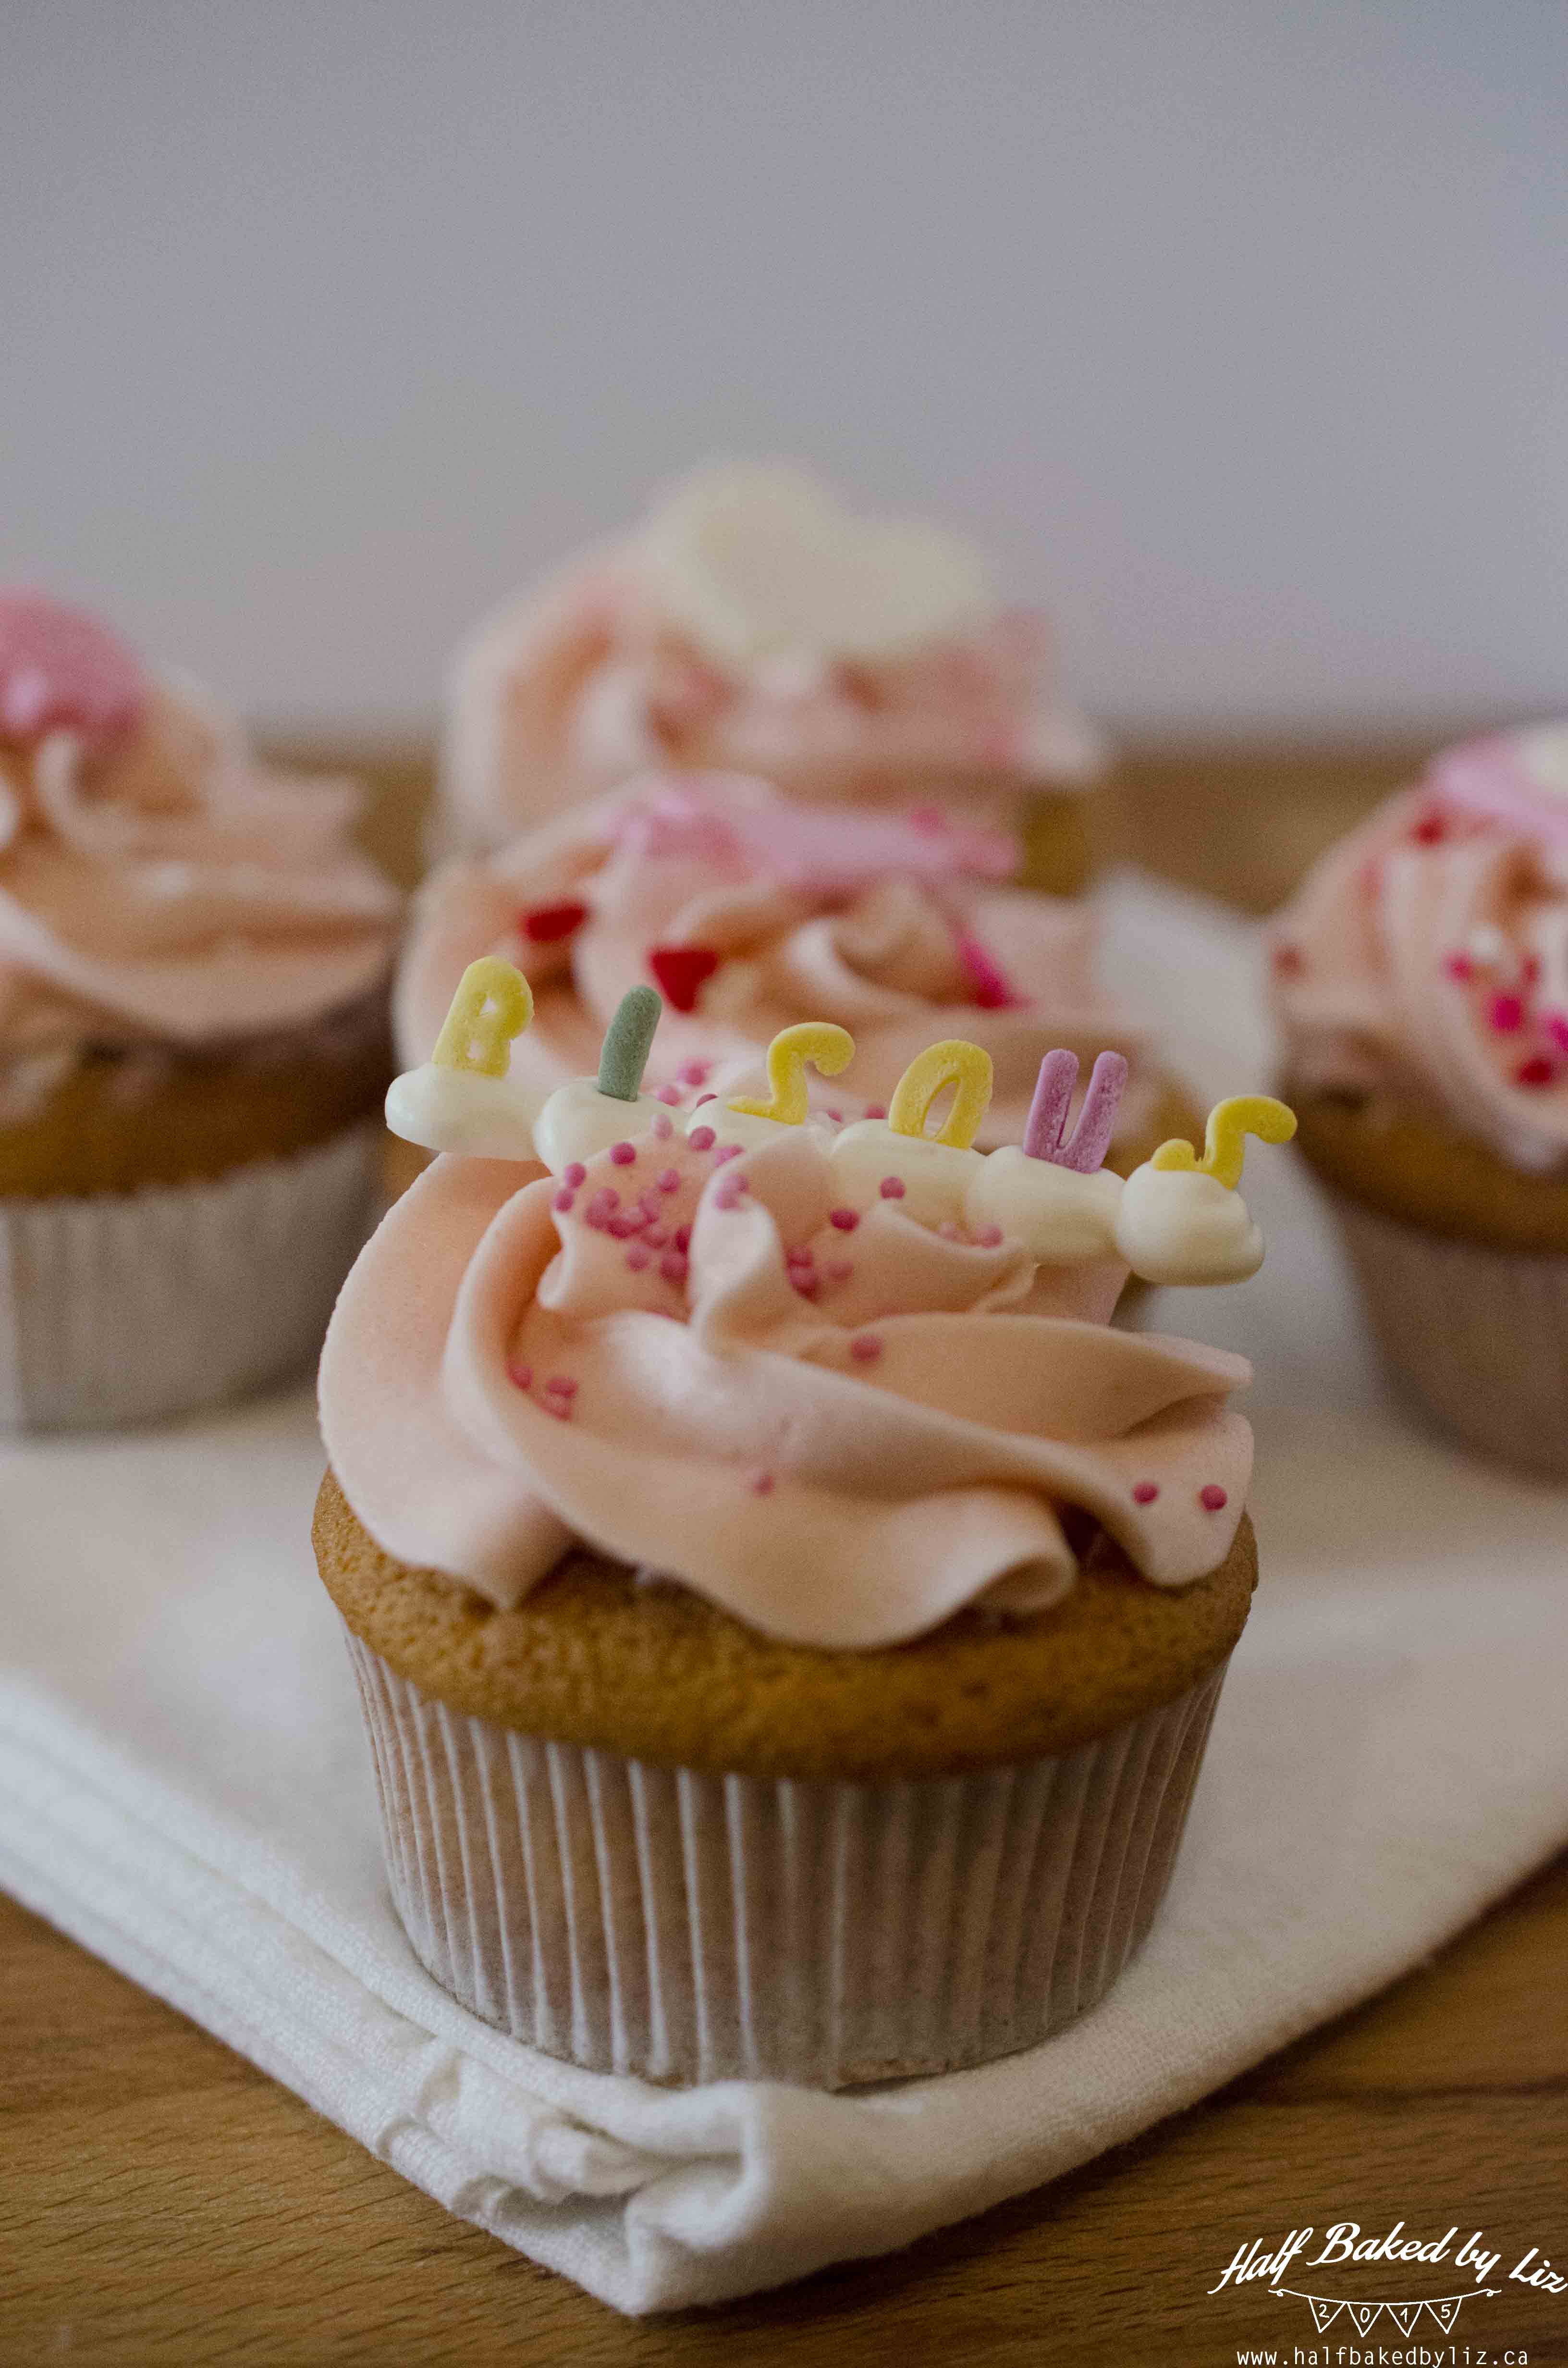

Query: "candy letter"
(1151, 1094), (1296, 1191)
(598, 985), (662, 1101)
(729, 1022), (854, 1126)
(432, 957), (534, 1077)
(888, 1039), (994, 1149)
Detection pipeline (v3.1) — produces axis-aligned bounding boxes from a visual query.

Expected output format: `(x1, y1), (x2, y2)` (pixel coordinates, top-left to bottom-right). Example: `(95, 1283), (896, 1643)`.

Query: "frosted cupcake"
(0, 592), (402, 1429)
(318, 967), (1294, 2085)
(1271, 722), (1568, 1476)
(441, 463), (1105, 890)
(395, 769), (1198, 1201)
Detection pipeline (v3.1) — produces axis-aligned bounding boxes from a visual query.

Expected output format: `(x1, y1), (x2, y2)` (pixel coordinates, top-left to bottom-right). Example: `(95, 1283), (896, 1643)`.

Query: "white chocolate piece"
(831, 1119), (982, 1227)
(1115, 1163), (1264, 1286)
(533, 1079), (666, 1174)
(965, 1147), (1123, 1263)
(384, 1063), (545, 1160)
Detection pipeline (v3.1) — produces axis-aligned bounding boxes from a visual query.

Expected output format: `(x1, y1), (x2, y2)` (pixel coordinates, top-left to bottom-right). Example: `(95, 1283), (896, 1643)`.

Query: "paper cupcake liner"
(1329, 1190), (1568, 1480)
(345, 1628), (1228, 2089)
(0, 1122), (380, 1432)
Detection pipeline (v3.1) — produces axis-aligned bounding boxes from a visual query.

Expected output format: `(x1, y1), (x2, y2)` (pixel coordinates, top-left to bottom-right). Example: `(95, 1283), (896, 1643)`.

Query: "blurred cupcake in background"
(0, 591), (402, 1430)
(441, 463), (1106, 890)
(1271, 721), (1568, 1477)
(393, 769), (1199, 1196)
(322, 976), (1292, 2086)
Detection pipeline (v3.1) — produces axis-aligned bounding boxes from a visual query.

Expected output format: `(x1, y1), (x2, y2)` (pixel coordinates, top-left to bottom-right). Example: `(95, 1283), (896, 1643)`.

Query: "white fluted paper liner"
(1328, 1191), (1568, 1480)
(0, 1122), (380, 1432)
(344, 1627), (1228, 2089)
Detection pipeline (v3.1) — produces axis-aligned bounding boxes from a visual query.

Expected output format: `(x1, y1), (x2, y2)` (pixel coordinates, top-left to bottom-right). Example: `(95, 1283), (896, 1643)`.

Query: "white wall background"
(3, 2), (1565, 743)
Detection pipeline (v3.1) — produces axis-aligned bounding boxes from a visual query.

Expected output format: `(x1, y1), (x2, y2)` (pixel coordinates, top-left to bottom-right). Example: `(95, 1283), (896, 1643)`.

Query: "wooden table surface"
(4, 743), (1566, 2367)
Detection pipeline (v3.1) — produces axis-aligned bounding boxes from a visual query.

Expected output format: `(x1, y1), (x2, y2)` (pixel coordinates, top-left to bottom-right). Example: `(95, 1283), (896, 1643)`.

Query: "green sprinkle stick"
(597, 986), (662, 1101)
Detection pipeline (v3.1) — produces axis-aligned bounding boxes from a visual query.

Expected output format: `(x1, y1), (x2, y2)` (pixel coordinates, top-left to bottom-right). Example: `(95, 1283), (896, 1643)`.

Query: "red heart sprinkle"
(520, 900), (588, 944)
(647, 944), (721, 1012)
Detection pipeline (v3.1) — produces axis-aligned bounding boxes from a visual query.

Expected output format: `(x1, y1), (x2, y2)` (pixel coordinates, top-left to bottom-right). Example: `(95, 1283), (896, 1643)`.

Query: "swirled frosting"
(397, 770), (1166, 1157)
(1270, 724), (1568, 1173)
(0, 595), (402, 1090)
(441, 464), (1104, 848)
(320, 1122), (1252, 1641)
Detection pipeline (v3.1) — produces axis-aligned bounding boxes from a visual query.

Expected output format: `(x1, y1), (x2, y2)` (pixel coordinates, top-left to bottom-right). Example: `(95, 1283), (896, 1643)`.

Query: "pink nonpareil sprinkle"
(688, 1125), (716, 1151)
(1199, 1484), (1228, 1511)
(655, 1085), (682, 1107)
(826, 1109), (844, 1124)
(713, 1180), (744, 1209)
(588, 1186), (620, 1214)
(639, 1188), (663, 1218)
(1271, 942), (1305, 978)
(1442, 952), (1475, 983)
(677, 1060), (711, 1086)
(749, 1471), (775, 1497)
(660, 1249), (689, 1284)
(505, 1359), (532, 1392)
(1543, 1011), (1568, 1055)
(585, 1207), (611, 1231)
(643, 1224), (668, 1248)
(828, 1207), (859, 1231)
(791, 1273), (821, 1299)
(609, 1140), (637, 1165)
(652, 1110), (674, 1137)
(1515, 1055), (1557, 1087)
(879, 1175), (906, 1199)
(543, 1373), (577, 1398)
(694, 1092), (717, 1107)
(975, 1223), (1004, 1247)
(849, 1333), (882, 1362)
(552, 1188), (576, 1213)
(657, 1166), (681, 1192)
(563, 1162), (587, 1188)
(625, 1244), (650, 1270)
(1488, 993), (1525, 1033)
(938, 1220), (962, 1241)
(713, 1142), (743, 1164)
(608, 1211), (643, 1238)
(673, 1224), (691, 1253)
(1132, 1481), (1159, 1505)
(542, 1398), (573, 1421)
(865, 1103), (887, 1121)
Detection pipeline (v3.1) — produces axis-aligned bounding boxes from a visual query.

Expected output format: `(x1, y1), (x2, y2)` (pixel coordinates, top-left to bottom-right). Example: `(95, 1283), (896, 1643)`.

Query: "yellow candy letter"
(888, 1039), (995, 1149)
(728, 1022), (855, 1127)
(1151, 1094), (1296, 1191)
(431, 958), (534, 1078)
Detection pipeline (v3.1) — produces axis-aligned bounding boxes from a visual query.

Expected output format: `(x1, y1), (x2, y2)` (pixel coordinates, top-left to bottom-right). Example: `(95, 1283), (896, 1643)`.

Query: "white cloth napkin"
(3, 875), (1566, 2317)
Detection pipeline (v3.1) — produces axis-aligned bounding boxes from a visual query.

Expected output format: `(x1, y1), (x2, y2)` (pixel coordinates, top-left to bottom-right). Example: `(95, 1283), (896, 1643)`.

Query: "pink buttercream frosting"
(397, 772), (1164, 1156)
(0, 597), (402, 1081)
(320, 1124), (1252, 1641)
(1270, 724), (1568, 1173)
(440, 472), (1104, 849)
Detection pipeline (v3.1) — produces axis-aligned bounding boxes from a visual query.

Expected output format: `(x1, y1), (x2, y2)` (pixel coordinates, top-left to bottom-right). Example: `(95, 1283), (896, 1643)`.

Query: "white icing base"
(830, 1119), (983, 1226)
(385, 1064), (545, 1161)
(533, 1080), (666, 1174)
(1115, 1165), (1263, 1285)
(964, 1147), (1123, 1262)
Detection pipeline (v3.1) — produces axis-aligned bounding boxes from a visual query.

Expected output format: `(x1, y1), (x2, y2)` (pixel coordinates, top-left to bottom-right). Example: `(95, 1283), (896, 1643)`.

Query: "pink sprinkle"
(625, 1244), (650, 1271)
(552, 1188), (576, 1213)
(644, 1225), (668, 1248)
(791, 1274), (821, 1299)
(608, 1211), (642, 1238)
(938, 1220), (962, 1240)
(826, 1108), (844, 1124)
(714, 1181), (744, 1209)
(714, 1142), (743, 1164)
(1488, 993), (1525, 1033)
(828, 1207), (859, 1232)
(1199, 1484), (1228, 1511)
(542, 1398), (573, 1421)
(657, 1166), (681, 1192)
(825, 1258), (854, 1283)
(1442, 952), (1474, 983)
(749, 1470), (775, 1496)
(678, 1060), (711, 1086)
(1516, 1055), (1557, 1087)
(610, 1140), (637, 1165)
(865, 1103), (887, 1121)
(1132, 1481), (1159, 1505)
(506, 1359), (532, 1392)
(786, 1246), (815, 1269)
(688, 1125), (716, 1151)
(660, 1250), (689, 1284)
(639, 1188), (663, 1218)
(879, 1175), (906, 1199)
(1523, 954), (1542, 986)
(652, 1110), (674, 1137)
(563, 1162), (587, 1188)
(1272, 942), (1305, 978)
(655, 1084), (682, 1106)
(673, 1224), (692, 1253)
(694, 1092), (717, 1107)
(976, 1223), (1004, 1247)
(585, 1207), (610, 1231)
(1542, 1010), (1568, 1055)
(588, 1186), (620, 1214)
(1411, 809), (1447, 845)
(849, 1333), (882, 1362)
(544, 1374), (577, 1397)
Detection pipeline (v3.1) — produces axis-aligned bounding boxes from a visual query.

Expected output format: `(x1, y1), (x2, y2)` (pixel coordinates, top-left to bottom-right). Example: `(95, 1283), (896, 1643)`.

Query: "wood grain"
(5, 738), (1566, 2367)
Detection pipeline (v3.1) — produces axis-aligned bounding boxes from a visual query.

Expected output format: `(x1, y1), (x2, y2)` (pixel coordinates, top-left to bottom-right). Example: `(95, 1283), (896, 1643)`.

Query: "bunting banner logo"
(1274, 2286), (1497, 2338)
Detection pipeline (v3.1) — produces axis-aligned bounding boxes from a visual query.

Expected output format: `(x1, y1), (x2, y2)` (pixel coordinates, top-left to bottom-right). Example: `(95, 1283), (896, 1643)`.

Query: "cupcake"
(0, 591), (402, 1429)
(1271, 722), (1568, 1476)
(392, 768), (1199, 1202)
(441, 463), (1105, 890)
(319, 967), (1293, 2085)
